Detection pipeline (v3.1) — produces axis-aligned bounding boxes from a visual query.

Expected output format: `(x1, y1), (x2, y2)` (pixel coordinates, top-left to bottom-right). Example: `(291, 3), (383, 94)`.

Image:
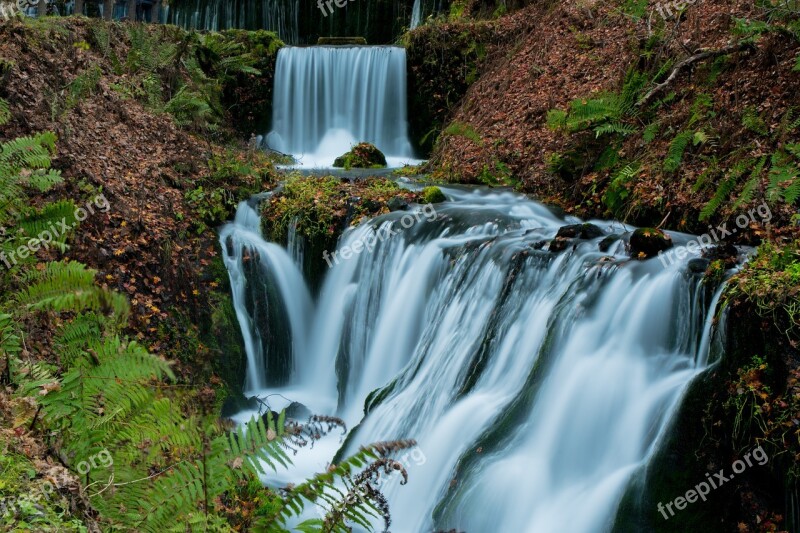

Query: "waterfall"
(168, 0), (299, 43)
(220, 186), (727, 530)
(265, 46), (416, 168)
(410, 0), (422, 28)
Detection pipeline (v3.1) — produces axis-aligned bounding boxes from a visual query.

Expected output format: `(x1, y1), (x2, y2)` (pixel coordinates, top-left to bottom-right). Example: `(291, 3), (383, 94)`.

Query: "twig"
(637, 42), (755, 107)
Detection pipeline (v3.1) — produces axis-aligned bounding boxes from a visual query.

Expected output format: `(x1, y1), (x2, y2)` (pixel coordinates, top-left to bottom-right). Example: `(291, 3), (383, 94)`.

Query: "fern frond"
(14, 261), (130, 321)
(732, 155), (767, 210)
(0, 98), (10, 126)
(664, 131), (694, 173)
(700, 173), (738, 221)
(594, 122), (637, 137)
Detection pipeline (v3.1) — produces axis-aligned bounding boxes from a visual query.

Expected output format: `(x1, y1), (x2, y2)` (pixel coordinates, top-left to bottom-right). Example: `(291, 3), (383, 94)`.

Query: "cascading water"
(265, 46), (417, 168)
(221, 186), (728, 531)
(410, 0), (422, 29)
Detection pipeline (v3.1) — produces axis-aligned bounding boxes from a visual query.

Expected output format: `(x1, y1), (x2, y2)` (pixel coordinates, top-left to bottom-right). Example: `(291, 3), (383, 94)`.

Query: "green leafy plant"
(663, 131), (695, 173)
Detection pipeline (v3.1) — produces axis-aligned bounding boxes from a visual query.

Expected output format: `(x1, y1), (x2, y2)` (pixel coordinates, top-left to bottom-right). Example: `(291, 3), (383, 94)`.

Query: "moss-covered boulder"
(629, 228), (673, 259)
(333, 143), (387, 169)
(421, 186), (447, 204)
(261, 176), (422, 292)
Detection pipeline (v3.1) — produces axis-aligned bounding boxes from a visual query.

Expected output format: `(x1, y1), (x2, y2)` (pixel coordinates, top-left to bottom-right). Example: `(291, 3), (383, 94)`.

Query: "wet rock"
(688, 258), (710, 274)
(598, 234), (622, 252)
(286, 401), (312, 420)
(629, 228), (673, 259)
(557, 223), (605, 240)
(702, 243), (739, 268)
(549, 223), (604, 252)
(387, 196), (409, 211)
(220, 394), (259, 418)
(421, 186), (447, 204)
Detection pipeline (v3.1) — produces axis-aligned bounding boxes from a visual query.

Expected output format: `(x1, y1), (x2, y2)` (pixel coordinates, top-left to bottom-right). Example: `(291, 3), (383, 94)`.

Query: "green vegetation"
(405, 21), (493, 153)
(0, 118), (412, 531)
(87, 20), (283, 136)
(262, 176), (419, 245)
(183, 149), (274, 233)
(725, 243), (800, 333)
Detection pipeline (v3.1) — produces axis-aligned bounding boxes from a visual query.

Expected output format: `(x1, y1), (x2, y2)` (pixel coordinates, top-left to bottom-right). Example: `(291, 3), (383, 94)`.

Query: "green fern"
(0, 98), (10, 126)
(742, 106), (769, 136)
(14, 261), (130, 321)
(642, 121), (660, 144)
(664, 131), (694, 173)
(732, 155), (768, 210)
(604, 163), (641, 214)
(699, 160), (750, 221)
(767, 150), (800, 204)
(594, 122), (637, 138)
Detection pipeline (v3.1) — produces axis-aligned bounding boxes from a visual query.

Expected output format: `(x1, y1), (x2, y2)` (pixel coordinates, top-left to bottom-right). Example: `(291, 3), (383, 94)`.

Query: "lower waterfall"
(220, 186), (727, 532)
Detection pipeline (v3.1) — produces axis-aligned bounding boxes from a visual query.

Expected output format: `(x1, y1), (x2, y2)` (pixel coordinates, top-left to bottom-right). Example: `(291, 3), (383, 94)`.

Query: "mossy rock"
(629, 228), (673, 259)
(333, 142), (387, 169)
(421, 186), (447, 204)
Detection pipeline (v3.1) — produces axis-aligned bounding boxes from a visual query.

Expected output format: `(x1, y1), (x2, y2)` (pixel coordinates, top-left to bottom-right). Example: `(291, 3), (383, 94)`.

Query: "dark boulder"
(220, 394), (259, 418)
(549, 223), (604, 252)
(598, 234), (622, 252)
(387, 196), (409, 211)
(286, 401), (313, 420)
(688, 258), (711, 274)
(702, 243), (739, 268)
(629, 228), (673, 259)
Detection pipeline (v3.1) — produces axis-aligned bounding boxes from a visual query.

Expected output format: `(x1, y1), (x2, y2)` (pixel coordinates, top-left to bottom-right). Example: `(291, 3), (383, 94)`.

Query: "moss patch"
(261, 176), (423, 291)
(421, 186), (447, 203)
(332, 142), (387, 169)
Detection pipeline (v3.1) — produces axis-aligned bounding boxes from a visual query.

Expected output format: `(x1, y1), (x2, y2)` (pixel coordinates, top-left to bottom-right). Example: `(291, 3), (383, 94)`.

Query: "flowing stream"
(220, 186), (726, 532)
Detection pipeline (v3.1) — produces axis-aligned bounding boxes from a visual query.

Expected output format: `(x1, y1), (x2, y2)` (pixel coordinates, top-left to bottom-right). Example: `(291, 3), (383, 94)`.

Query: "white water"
(265, 46), (419, 168)
(410, 0), (422, 29)
(220, 187), (726, 531)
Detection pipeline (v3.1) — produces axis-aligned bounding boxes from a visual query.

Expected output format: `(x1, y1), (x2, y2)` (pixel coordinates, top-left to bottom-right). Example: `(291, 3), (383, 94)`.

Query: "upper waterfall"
(265, 46), (417, 168)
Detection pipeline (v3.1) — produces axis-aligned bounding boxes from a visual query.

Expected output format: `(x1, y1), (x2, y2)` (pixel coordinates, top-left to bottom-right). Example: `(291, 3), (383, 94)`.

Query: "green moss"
(421, 186), (446, 203)
(261, 176), (422, 292)
(725, 243), (800, 332)
(0, 441), (88, 531)
(332, 143), (387, 169)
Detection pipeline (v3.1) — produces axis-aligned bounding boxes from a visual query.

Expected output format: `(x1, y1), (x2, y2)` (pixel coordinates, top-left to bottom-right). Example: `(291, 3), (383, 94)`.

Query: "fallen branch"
(637, 42), (756, 107)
